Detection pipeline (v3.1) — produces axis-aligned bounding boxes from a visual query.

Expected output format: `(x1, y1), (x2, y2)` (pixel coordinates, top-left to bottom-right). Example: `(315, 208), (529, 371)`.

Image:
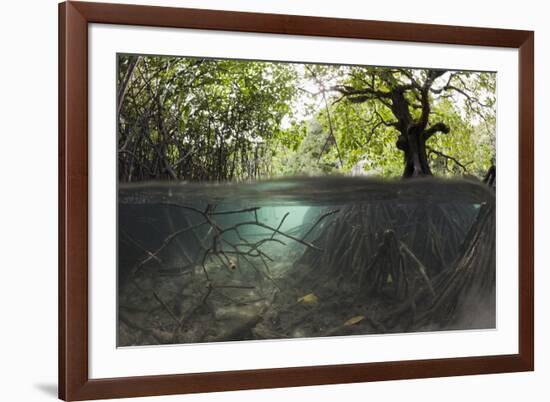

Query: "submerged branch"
(301, 209), (340, 240)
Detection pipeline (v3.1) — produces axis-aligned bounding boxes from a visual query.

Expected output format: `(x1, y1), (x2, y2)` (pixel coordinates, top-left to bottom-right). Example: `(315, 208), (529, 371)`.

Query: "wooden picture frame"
(59, 1), (534, 400)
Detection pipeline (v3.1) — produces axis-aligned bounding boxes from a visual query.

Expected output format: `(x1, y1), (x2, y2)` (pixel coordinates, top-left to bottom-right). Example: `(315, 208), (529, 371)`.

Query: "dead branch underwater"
(117, 176), (495, 346)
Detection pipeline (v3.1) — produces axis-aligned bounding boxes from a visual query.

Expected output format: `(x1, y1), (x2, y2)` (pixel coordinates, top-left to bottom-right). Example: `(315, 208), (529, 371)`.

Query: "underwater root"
(277, 199), (494, 335)
(118, 202), (340, 345)
(417, 201), (496, 329)
(118, 192), (495, 345)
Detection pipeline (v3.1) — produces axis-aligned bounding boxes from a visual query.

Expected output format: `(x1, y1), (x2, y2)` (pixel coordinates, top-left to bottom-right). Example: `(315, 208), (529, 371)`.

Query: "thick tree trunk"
(398, 127), (432, 178)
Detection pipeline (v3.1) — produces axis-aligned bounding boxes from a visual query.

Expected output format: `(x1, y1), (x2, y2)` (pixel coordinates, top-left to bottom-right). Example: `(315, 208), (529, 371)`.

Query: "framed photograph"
(59, 1), (534, 400)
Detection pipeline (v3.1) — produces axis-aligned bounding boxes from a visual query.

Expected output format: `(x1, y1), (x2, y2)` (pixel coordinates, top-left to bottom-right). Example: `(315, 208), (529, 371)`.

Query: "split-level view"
(117, 54), (496, 346)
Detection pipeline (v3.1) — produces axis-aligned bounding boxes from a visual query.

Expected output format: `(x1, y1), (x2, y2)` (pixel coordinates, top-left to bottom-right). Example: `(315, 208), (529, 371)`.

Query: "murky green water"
(117, 177), (495, 346)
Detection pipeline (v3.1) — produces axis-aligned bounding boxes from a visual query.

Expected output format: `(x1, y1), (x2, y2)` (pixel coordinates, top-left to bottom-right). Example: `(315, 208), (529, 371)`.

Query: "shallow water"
(117, 177), (495, 346)
(119, 176), (493, 207)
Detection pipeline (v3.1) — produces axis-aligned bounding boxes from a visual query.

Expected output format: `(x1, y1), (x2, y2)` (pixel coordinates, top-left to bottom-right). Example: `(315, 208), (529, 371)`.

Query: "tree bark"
(399, 126), (432, 178)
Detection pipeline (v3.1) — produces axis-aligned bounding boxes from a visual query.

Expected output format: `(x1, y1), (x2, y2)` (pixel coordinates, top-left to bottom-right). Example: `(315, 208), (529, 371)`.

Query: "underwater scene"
(118, 177), (495, 346)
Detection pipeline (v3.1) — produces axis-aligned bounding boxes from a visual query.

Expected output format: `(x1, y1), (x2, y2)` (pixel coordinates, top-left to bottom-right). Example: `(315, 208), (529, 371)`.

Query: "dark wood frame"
(59, 1), (534, 400)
